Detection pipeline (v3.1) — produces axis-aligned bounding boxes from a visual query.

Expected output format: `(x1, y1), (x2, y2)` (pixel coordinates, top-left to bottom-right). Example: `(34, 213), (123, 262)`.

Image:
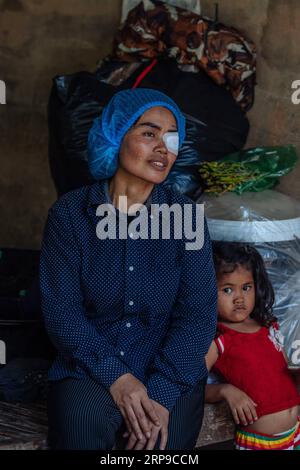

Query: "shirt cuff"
(146, 373), (182, 413)
(97, 356), (132, 391)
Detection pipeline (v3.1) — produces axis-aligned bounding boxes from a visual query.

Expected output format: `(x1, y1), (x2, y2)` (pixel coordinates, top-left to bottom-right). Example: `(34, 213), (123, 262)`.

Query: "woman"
(40, 88), (217, 450)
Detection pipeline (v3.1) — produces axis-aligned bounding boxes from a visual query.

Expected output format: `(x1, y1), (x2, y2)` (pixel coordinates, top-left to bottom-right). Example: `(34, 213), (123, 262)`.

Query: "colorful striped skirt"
(235, 418), (300, 450)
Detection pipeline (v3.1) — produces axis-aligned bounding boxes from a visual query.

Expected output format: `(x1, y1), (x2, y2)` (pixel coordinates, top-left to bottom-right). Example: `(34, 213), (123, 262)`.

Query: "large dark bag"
(48, 59), (249, 198)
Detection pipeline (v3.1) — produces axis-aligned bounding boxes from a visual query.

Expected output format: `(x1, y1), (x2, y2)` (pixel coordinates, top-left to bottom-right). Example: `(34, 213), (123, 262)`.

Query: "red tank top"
(213, 322), (300, 418)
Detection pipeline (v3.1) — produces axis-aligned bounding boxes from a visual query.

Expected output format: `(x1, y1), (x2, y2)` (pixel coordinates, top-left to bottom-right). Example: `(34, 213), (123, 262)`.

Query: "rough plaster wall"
(0, 0), (300, 248)
(201, 0), (300, 200)
(0, 0), (122, 249)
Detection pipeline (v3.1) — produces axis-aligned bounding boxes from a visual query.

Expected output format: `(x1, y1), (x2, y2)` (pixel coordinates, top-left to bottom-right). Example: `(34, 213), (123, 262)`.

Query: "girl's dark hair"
(212, 241), (276, 327)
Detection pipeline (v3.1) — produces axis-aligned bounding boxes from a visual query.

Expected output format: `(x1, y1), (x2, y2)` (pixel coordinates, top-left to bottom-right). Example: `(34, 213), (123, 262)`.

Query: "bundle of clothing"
(112, 0), (257, 112)
(48, 0), (254, 197)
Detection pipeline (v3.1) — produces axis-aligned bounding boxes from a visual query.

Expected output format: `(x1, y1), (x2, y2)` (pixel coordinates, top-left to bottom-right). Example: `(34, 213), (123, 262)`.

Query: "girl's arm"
(205, 341), (219, 371)
(205, 383), (258, 426)
(204, 342), (258, 426)
(205, 383), (229, 403)
(205, 341), (257, 426)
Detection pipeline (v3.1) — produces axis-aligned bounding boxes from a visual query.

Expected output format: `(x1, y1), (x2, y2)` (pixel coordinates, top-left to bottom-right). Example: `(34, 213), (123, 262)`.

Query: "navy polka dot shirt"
(39, 179), (217, 412)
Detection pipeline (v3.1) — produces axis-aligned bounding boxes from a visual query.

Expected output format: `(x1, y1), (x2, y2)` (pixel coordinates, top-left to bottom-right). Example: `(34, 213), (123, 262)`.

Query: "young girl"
(205, 242), (300, 451)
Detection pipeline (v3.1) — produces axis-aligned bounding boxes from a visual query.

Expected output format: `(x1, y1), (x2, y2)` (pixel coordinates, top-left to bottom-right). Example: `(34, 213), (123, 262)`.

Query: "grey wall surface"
(0, 0), (122, 248)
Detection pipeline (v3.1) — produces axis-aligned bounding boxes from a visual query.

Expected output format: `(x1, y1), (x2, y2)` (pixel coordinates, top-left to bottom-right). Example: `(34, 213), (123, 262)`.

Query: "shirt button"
(129, 300), (134, 306)
(120, 351), (125, 356)
(129, 266), (134, 271)
(129, 233), (134, 238)
(126, 322), (131, 328)
(150, 214), (154, 219)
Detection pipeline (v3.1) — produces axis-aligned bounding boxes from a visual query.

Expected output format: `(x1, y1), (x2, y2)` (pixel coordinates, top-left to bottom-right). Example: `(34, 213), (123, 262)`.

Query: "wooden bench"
(196, 402), (235, 448)
(0, 401), (48, 449)
(0, 400), (235, 450)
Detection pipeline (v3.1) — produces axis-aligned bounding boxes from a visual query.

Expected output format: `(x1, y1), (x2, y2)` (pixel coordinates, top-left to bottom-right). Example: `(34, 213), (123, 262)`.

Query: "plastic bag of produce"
(198, 145), (298, 195)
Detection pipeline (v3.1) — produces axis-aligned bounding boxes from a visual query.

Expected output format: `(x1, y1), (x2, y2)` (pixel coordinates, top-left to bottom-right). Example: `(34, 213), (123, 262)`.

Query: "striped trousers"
(47, 375), (206, 450)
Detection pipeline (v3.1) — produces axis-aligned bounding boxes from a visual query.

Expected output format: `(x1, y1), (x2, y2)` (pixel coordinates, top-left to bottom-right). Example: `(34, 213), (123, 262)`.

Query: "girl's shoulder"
(214, 323), (238, 356)
(216, 322), (238, 340)
(216, 322), (233, 334)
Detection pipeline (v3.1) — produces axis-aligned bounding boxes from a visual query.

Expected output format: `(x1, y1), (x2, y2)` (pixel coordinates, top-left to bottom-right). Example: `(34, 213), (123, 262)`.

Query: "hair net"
(87, 88), (186, 180)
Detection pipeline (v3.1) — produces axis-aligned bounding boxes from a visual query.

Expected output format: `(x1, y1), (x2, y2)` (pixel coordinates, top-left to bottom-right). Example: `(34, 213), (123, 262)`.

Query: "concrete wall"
(201, 0), (300, 199)
(0, 0), (299, 248)
(0, 0), (122, 248)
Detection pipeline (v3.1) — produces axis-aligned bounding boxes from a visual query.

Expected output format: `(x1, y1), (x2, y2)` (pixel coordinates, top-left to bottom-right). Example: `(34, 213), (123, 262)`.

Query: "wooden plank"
(196, 402), (235, 447)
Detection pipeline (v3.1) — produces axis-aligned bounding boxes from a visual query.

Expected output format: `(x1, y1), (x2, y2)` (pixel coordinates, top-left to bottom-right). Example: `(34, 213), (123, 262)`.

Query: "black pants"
(47, 375), (207, 450)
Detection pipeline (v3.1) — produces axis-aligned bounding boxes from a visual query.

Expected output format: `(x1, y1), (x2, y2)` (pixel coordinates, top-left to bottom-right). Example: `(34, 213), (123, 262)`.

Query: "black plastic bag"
(48, 72), (115, 196)
(48, 59), (249, 197)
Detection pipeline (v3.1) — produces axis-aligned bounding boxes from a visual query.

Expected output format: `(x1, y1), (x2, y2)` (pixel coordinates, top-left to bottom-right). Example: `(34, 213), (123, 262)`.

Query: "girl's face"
(118, 106), (178, 184)
(217, 265), (255, 323)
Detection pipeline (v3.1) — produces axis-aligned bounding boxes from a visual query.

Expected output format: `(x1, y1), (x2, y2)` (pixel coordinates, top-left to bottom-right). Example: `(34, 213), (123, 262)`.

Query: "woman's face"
(118, 106), (178, 184)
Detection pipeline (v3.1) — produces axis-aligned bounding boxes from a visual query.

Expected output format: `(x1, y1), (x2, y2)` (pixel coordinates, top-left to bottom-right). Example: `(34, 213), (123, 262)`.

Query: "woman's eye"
(143, 131), (155, 137)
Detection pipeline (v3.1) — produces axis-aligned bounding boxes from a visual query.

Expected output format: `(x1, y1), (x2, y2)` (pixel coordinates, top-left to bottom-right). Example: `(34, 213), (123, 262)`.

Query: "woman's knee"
(166, 378), (206, 450)
(48, 415), (119, 450)
(47, 377), (123, 449)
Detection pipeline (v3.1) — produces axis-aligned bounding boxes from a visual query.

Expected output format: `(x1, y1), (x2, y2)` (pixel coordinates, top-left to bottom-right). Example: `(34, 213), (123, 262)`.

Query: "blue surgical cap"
(87, 88), (186, 180)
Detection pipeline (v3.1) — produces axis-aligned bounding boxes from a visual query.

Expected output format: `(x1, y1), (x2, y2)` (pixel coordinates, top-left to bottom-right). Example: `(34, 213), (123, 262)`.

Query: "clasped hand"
(110, 373), (169, 450)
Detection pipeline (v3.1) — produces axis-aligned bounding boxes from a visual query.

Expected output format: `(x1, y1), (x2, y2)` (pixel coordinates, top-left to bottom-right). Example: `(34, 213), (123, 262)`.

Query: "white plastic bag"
(200, 190), (300, 363)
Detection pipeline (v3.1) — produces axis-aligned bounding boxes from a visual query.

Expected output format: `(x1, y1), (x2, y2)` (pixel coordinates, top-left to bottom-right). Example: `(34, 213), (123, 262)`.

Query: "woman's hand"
(220, 384), (258, 426)
(123, 400), (169, 450)
(110, 373), (160, 441)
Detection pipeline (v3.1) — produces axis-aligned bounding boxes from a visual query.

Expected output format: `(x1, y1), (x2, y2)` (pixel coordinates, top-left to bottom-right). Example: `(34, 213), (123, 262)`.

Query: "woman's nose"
(155, 137), (168, 154)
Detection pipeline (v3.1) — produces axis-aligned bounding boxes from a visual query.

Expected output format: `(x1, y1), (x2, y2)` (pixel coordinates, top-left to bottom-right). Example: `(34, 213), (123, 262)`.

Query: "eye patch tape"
(162, 132), (179, 156)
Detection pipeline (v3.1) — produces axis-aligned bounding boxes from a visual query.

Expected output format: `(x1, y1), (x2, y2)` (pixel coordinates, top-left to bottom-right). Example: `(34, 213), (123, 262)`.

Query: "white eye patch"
(162, 132), (179, 156)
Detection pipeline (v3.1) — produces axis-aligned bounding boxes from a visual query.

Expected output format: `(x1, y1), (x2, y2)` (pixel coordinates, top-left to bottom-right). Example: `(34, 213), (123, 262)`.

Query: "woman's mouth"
(148, 160), (167, 172)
